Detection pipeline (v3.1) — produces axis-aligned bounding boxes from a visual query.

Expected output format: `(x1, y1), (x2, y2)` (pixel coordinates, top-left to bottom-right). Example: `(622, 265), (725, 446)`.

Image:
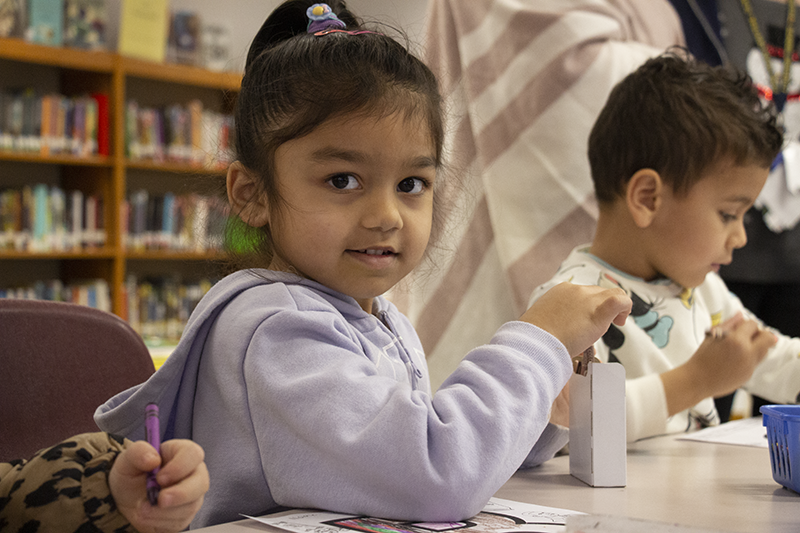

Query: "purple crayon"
(144, 403), (161, 505)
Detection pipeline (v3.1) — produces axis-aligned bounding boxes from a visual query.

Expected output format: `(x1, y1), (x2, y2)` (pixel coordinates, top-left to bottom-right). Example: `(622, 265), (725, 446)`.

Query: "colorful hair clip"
(311, 29), (379, 37)
(306, 3), (346, 34)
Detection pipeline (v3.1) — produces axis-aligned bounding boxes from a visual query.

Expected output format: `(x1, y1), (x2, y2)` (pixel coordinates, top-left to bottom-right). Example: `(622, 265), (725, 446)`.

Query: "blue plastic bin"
(760, 405), (800, 494)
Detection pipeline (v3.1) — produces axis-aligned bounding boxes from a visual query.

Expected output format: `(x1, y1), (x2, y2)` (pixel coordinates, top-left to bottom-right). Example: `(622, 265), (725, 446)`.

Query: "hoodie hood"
(94, 269), (376, 442)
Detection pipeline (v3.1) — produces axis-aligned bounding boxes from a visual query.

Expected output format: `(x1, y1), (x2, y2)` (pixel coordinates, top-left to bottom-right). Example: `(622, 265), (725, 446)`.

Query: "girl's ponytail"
(246, 0), (358, 70)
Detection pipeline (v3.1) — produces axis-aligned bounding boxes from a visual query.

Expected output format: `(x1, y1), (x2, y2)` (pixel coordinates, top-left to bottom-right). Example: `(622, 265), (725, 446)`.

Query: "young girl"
(95, 0), (630, 527)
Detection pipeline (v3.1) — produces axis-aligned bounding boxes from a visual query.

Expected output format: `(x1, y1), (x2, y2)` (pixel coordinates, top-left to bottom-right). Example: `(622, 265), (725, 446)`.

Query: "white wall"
(105, 0), (430, 72)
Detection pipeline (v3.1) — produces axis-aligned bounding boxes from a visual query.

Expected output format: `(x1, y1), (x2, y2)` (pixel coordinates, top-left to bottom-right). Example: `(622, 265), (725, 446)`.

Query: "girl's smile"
(267, 111), (437, 314)
(347, 247), (398, 267)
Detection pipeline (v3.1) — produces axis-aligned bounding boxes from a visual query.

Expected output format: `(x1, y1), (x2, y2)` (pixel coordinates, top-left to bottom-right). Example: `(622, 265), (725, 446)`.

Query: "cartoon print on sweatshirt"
(556, 265), (676, 360)
(596, 273), (675, 358)
(679, 287), (694, 309)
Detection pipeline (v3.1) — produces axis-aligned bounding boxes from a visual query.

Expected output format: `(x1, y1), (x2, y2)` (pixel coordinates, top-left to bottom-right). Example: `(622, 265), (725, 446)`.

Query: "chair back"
(0, 299), (155, 461)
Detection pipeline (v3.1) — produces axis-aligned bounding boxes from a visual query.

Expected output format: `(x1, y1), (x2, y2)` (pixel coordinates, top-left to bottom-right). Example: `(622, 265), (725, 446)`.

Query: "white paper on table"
(244, 497), (585, 533)
(675, 416), (767, 448)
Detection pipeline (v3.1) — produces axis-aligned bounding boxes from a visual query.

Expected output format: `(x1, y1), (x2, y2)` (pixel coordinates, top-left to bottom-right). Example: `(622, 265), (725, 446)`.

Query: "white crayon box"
(569, 359), (626, 487)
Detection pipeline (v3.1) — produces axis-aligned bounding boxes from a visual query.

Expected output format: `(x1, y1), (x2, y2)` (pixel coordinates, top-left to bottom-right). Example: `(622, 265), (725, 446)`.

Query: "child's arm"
(659, 312), (776, 416)
(109, 439), (209, 533)
(743, 330), (800, 404)
(0, 433), (207, 533)
(519, 281), (632, 356)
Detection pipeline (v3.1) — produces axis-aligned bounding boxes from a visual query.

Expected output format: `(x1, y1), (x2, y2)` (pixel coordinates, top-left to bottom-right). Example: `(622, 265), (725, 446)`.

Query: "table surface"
(193, 432), (800, 533)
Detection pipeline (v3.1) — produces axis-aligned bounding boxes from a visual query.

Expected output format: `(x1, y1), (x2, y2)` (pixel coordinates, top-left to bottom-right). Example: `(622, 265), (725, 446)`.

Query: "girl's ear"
(227, 161), (271, 228)
(626, 168), (663, 229)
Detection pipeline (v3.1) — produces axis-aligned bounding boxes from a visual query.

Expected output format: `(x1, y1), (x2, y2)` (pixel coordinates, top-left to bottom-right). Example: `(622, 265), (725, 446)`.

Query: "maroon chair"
(0, 299), (155, 461)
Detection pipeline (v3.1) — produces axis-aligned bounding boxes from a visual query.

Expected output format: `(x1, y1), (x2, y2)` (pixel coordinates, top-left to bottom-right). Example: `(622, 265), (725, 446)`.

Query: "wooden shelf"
(0, 150), (112, 167)
(125, 159), (227, 175)
(125, 250), (227, 261)
(0, 248), (117, 260)
(0, 38), (240, 318)
(0, 37), (115, 72)
(119, 56), (241, 91)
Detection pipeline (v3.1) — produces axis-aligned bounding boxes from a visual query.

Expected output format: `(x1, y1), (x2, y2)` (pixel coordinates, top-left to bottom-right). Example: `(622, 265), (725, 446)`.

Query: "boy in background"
(530, 50), (800, 442)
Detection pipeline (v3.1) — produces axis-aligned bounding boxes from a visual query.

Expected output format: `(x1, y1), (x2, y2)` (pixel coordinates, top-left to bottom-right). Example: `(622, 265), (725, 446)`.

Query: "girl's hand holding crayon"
(109, 439), (209, 533)
(520, 281), (631, 357)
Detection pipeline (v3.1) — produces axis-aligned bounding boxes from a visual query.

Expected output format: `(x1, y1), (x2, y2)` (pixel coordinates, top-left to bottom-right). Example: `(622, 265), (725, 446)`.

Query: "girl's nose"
(362, 190), (403, 232)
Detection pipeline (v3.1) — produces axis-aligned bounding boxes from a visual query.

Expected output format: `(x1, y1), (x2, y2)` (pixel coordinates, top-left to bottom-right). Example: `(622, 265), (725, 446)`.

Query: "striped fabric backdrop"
(390, 0), (685, 390)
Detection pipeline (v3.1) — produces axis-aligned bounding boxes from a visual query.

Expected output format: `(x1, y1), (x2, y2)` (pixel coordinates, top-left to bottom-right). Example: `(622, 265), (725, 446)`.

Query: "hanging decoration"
(740, 0), (796, 111)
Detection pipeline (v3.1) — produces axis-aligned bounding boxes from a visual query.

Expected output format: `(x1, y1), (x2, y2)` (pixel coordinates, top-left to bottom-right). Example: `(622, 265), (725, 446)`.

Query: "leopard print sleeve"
(0, 432), (136, 533)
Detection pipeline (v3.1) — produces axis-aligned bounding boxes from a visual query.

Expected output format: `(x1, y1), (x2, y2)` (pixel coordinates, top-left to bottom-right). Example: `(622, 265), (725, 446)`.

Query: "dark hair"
(588, 48), (784, 204)
(226, 0), (445, 269)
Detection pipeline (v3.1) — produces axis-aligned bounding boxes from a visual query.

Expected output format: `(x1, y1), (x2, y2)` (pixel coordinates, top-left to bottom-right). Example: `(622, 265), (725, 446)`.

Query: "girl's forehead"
(320, 103), (431, 132)
(298, 110), (436, 155)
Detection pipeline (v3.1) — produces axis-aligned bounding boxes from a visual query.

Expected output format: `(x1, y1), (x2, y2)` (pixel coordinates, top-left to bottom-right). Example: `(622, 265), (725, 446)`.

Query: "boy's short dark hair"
(588, 49), (783, 204)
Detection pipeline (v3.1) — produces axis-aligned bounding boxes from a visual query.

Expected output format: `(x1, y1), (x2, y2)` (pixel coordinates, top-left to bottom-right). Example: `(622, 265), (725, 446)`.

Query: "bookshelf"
(0, 36), (240, 322)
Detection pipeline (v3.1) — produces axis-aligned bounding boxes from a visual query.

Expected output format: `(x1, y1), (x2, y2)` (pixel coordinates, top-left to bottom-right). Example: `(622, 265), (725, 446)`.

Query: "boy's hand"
(692, 312), (775, 398)
(521, 282), (631, 356)
(662, 312), (776, 416)
(109, 439), (209, 533)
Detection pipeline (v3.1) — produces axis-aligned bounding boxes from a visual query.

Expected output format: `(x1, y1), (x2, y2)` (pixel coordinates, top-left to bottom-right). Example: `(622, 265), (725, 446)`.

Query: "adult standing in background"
(392, 0), (684, 399)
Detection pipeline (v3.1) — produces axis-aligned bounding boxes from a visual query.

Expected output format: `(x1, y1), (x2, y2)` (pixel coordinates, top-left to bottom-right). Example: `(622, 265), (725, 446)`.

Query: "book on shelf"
(31, 182), (49, 251)
(71, 95), (85, 154)
(39, 93), (51, 154)
(82, 94), (98, 156)
(0, 0), (26, 38)
(161, 190), (174, 247)
(0, 278), (111, 312)
(124, 99), (139, 158)
(1, 88), (38, 152)
(0, 91), (17, 150)
(26, 0), (63, 46)
(117, 0), (169, 63)
(200, 22), (231, 72)
(0, 89), (105, 157)
(92, 92), (109, 156)
(165, 103), (189, 161)
(124, 189), (228, 252)
(19, 185), (31, 248)
(15, 88), (41, 152)
(68, 188), (83, 248)
(167, 10), (201, 66)
(0, 184), (104, 251)
(0, 185), (21, 247)
(84, 193), (98, 248)
(188, 99), (203, 164)
(50, 185), (65, 248)
(125, 98), (233, 168)
(124, 274), (214, 342)
(63, 0), (106, 50)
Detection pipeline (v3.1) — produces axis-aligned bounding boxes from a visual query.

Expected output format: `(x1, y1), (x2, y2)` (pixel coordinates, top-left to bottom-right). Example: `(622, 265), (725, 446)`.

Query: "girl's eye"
(328, 174), (359, 190)
(397, 177), (427, 194)
(719, 211), (737, 223)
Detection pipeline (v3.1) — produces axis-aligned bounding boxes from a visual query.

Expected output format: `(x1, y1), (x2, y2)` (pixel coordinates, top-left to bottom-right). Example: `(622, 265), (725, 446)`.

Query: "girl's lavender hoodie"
(95, 269), (571, 528)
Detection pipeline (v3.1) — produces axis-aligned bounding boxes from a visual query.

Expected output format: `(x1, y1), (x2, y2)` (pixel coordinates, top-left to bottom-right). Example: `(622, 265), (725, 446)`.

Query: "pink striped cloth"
(390, 0), (685, 390)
